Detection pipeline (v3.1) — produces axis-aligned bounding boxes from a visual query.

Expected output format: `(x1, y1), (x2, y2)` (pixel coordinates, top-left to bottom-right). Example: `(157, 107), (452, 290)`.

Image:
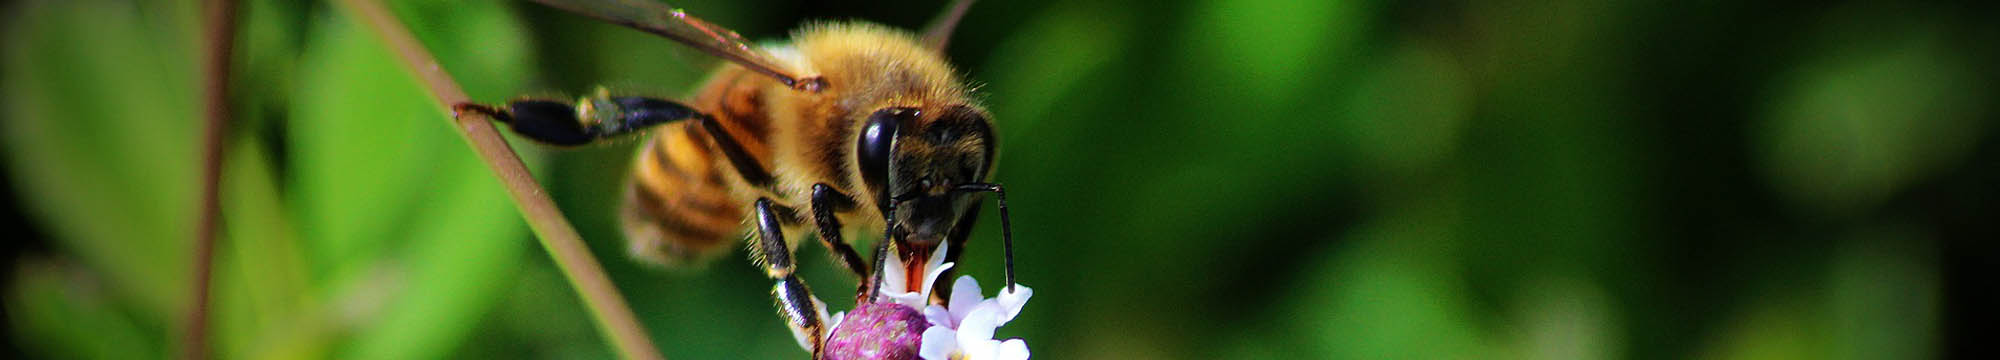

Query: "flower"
(790, 296), (840, 352)
(809, 243), (957, 357)
(821, 303), (929, 360)
(879, 243), (955, 308)
(811, 243), (1033, 360)
(918, 275), (1032, 360)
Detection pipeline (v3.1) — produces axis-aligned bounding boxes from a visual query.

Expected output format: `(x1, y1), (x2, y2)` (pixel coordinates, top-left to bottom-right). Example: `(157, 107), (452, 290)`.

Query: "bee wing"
(530, 0), (820, 91)
(918, 0), (976, 51)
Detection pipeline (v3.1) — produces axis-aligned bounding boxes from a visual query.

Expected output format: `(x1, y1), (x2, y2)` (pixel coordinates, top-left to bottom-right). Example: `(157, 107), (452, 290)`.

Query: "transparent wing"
(530, 0), (824, 91)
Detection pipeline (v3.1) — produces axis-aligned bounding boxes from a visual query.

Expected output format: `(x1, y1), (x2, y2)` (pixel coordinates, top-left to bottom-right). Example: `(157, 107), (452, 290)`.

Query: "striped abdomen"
(621, 67), (779, 266)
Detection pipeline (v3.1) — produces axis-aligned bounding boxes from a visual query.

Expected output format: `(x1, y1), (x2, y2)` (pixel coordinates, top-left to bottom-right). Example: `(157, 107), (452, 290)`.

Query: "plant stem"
(335, 1), (666, 359)
(182, 0), (235, 358)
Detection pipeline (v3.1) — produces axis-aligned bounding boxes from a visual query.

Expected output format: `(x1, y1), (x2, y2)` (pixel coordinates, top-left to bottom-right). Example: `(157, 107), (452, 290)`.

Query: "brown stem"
(334, 1), (666, 359)
(181, 0), (236, 358)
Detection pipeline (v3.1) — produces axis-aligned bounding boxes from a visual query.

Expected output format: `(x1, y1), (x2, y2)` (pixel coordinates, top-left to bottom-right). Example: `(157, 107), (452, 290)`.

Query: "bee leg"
(694, 115), (778, 189)
(755, 198), (827, 357)
(809, 184), (876, 303)
(453, 94), (703, 147)
(809, 184), (870, 278)
(455, 101), (593, 146)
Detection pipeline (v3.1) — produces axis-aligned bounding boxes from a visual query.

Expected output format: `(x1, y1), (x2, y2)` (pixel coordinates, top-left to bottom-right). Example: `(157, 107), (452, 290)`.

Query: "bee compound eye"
(858, 108), (907, 202)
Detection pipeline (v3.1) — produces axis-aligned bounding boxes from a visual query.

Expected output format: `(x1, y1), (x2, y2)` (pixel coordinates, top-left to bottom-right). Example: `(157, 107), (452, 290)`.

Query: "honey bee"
(453, 0), (1014, 356)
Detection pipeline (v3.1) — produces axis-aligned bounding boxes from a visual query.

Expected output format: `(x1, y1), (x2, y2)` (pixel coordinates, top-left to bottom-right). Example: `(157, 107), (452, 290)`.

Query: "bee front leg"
(810, 184), (871, 280)
(754, 198), (828, 357)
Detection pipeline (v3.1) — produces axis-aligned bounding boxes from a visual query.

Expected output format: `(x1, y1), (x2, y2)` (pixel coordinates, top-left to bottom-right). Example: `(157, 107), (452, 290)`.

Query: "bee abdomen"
(621, 122), (748, 267)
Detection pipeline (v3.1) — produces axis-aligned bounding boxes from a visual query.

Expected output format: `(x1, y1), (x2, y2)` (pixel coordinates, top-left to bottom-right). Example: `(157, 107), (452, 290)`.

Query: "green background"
(3, 0), (1994, 358)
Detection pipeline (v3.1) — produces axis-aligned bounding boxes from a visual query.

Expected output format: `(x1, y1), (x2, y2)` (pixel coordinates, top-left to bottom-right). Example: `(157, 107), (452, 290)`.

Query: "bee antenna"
(953, 183), (1014, 292)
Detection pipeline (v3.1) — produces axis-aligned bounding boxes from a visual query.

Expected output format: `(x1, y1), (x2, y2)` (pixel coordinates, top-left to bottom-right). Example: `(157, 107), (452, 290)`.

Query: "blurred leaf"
(237, 0), (309, 130)
(292, 2), (535, 359)
(2, 0), (200, 319)
(213, 139), (326, 360)
(469, 265), (609, 359)
(1335, 41), (1471, 181)
(1759, 21), (1989, 214)
(1700, 299), (1826, 360)
(983, 1), (1131, 136)
(1299, 192), (1497, 359)
(344, 157), (527, 360)
(291, 2), (454, 281)
(386, 0), (534, 101)
(5, 260), (158, 359)
(1190, 0), (1367, 97)
(1511, 278), (1621, 360)
(1827, 227), (1937, 360)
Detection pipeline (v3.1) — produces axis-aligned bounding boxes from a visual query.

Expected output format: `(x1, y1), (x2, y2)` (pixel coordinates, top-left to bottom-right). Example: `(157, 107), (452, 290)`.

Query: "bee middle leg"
(754, 198), (829, 356)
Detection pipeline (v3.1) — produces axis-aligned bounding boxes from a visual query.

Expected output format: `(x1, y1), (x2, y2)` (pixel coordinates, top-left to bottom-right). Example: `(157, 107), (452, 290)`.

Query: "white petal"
(956, 306), (1002, 347)
(884, 291), (927, 309)
(787, 292), (831, 352)
(813, 297), (832, 329)
(789, 320), (815, 352)
(918, 262), (955, 302)
(948, 275), (984, 323)
(926, 242), (952, 272)
(961, 339), (1001, 360)
(918, 326), (959, 360)
(994, 284), (1033, 323)
(914, 242), (952, 301)
(996, 339), (1030, 360)
(974, 299), (999, 324)
(827, 311), (846, 335)
(923, 305), (953, 327)
(880, 246), (909, 296)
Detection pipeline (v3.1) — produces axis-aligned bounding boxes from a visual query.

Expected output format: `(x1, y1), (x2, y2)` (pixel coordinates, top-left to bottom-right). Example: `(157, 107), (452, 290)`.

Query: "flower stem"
(181, 0), (235, 358)
(335, 1), (666, 359)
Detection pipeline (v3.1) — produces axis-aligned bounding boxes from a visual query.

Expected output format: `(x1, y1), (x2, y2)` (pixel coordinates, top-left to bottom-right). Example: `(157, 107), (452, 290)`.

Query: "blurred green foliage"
(3, 0), (1994, 359)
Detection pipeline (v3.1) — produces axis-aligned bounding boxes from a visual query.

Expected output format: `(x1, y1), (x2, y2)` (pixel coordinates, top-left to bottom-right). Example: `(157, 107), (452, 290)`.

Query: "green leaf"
(290, 3), (448, 282)
(290, 0), (528, 282)
(343, 154), (527, 360)
(1335, 42), (1471, 179)
(5, 260), (159, 359)
(1188, 0), (1368, 98)
(1827, 228), (1937, 360)
(213, 139), (327, 360)
(1299, 197), (1499, 359)
(982, 1), (1132, 135)
(291, 2), (535, 359)
(1699, 299), (1826, 360)
(1, 0), (199, 320)
(1759, 22), (1989, 214)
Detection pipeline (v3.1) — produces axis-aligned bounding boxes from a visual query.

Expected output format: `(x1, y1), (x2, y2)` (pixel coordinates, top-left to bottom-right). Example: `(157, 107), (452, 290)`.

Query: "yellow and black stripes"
(622, 125), (745, 264)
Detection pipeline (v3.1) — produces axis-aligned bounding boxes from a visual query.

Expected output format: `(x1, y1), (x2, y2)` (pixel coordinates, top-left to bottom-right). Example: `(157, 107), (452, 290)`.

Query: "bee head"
(857, 105), (994, 246)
